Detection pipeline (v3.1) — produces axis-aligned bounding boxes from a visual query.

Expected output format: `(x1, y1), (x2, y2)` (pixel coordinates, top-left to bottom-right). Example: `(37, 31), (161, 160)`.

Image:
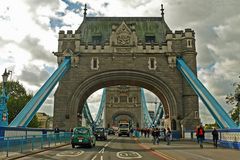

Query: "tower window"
(92, 36), (102, 45)
(187, 39), (192, 48)
(114, 97), (119, 103)
(91, 57), (99, 70)
(120, 96), (127, 103)
(148, 57), (157, 70)
(195, 111), (199, 119)
(145, 36), (155, 43)
(128, 97), (133, 103)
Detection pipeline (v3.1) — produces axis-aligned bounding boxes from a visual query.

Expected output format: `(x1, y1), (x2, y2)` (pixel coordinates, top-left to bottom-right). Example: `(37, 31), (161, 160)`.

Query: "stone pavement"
(134, 137), (240, 160)
(0, 143), (69, 160)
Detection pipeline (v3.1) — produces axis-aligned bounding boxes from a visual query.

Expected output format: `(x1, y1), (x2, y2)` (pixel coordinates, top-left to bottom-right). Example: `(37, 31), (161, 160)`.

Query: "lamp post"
(0, 69), (11, 126)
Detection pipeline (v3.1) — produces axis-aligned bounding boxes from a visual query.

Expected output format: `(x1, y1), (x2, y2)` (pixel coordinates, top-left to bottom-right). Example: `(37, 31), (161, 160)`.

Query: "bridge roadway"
(13, 135), (240, 160)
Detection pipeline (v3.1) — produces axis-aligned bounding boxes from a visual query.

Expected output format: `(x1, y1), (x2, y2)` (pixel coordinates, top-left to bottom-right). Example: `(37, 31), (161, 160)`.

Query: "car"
(94, 128), (107, 140)
(71, 127), (96, 148)
(108, 128), (115, 135)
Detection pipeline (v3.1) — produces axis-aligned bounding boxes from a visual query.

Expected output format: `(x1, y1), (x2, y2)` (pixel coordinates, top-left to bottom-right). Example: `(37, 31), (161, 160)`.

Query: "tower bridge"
(0, 4), (239, 159)
(53, 12), (200, 131)
(8, 3), (237, 131)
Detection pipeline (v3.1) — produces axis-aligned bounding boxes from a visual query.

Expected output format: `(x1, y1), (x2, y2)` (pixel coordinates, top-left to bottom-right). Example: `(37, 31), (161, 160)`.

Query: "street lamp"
(235, 91), (240, 127)
(0, 69), (11, 126)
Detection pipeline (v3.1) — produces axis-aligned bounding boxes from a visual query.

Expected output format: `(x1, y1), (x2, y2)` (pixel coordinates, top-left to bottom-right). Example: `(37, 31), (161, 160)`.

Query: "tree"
(226, 76), (240, 126)
(0, 81), (40, 128)
(204, 122), (218, 130)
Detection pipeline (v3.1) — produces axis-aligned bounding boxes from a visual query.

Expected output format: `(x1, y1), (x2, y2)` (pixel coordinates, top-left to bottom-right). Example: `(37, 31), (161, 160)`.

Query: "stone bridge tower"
(53, 5), (200, 131)
(104, 86), (142, 129)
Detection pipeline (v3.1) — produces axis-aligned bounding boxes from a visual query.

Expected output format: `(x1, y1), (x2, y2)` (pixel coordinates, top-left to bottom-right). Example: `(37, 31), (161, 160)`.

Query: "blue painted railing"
(176, 58), (237, 129)
(0, 126), (71, 158)
(10, 58), (71, 127)
(184, 128), (240, 149)
(140, 89), (153, 127)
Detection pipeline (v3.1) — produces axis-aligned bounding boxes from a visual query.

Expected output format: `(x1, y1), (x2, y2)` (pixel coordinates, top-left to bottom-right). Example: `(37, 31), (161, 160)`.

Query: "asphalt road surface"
(15, 135), (240, 160)
(16, 135), (167, 160)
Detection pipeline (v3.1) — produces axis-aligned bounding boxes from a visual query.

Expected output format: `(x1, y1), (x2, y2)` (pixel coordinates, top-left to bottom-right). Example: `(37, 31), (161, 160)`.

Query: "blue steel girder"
(152, 104), (164, 126)
(94, 89), (106, 126)
(140, 88), (153, 128)
(176, 57), (237, 129)
(83, 103), (94, 124)
(9, 57), (71, 127)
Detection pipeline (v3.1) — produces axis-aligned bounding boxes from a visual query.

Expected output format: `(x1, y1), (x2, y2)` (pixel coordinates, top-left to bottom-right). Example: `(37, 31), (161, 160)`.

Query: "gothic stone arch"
(111, 111), (136, 127)
(53, 17), (200, 131)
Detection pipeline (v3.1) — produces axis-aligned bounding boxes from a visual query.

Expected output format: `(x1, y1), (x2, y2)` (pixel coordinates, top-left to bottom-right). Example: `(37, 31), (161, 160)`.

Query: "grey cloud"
(25, 0), (60, 30)
(87, 90), (103, 103)
(39, 103), (54, 116)
(18, 64), (50, 87)
(44, 98), (54, 105)
(121, 0), (149, 8)
(102, 2), (109, 8)
(19, 36), (56, 63)
(0, 37), (15, 47)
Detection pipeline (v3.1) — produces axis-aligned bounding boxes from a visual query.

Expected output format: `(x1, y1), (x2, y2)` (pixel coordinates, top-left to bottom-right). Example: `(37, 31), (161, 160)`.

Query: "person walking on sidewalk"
(212, 127), (219, 148)
(166, 127), (171, 145)
(152, 128), (157, 145)
(156, 128), (160, 144)
(195, 125), (199, 144)
(197, 124), (205, 148)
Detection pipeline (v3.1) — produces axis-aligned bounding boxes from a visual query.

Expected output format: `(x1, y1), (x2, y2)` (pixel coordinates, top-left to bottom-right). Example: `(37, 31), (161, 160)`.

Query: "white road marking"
(91, 155), (97, 160)
(91, 136), (116, 160)
(56, 150), (84, 157)
(116, 151), (142, 159)
(99, 147), (105, 154)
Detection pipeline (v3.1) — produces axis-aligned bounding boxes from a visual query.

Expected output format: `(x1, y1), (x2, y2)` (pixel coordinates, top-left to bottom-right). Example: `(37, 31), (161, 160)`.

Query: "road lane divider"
(99, 148), (105, 154)
(91, 136), (117, 160)
(91, 155), (97, 160)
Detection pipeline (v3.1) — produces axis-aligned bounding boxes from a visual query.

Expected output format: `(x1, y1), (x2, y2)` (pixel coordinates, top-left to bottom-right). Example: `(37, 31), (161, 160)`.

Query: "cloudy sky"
(0, 0), (239, 124)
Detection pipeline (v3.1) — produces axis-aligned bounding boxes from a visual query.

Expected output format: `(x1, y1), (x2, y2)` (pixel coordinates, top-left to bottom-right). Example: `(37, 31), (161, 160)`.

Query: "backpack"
(198, 128), (204, 136)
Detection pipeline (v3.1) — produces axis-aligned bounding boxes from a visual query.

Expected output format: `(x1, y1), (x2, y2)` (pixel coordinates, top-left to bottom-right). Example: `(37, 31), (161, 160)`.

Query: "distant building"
(104, 85), (143, 128)
(36, 112), (53, 129)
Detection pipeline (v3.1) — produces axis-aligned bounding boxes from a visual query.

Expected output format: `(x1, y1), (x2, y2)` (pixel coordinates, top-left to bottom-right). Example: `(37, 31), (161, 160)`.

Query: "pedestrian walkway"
(0, 143), (69, 160)
(135, 137), (240, 160)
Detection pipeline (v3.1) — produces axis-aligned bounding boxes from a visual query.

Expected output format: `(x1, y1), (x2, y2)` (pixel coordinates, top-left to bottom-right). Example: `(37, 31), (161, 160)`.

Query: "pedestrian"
(196, 124), (205, 148)
(147, 128), (150, 138)
(212, 127), (219, 148)
(54, 126), (60, 140)
(166, 127), (171, 145)
(195, 125), (199, 144)
(156, 128), (160, 144)
(54, 127), (60, 134)
(130, 128), (134, 137)
(144, 128), (147, 138)
(151, 128), (157, 145)
(163, 128), (166, 141)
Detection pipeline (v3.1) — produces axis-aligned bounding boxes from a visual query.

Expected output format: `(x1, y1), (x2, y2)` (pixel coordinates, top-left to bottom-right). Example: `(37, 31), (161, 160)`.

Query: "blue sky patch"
(50, 17), (65, 30)
(61, 0), (84, 13)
